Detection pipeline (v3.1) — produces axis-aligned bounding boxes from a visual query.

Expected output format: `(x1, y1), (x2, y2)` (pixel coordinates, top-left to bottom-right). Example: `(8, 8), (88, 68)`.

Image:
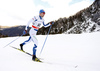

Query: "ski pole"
(39, 25), (52, 55)
(3, 34), (23, 48)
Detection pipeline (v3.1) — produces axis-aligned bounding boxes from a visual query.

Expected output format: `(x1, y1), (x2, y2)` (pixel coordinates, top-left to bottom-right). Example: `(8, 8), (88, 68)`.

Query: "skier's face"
(40, 12), (45, 17)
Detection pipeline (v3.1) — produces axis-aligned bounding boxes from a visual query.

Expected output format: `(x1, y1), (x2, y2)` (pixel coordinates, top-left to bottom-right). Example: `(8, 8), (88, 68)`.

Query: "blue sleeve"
(43, 22), (50, 28)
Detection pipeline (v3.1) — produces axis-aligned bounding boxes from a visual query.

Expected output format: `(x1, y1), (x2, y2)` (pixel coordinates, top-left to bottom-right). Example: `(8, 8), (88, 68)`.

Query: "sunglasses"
(43, 12), (45, 14)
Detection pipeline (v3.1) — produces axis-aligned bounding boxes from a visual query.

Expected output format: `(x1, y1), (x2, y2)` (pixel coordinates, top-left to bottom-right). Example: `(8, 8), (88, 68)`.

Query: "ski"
(9, 46), (78, 66)
(10, 46), (43, 63)
(10, 46), (32, 56)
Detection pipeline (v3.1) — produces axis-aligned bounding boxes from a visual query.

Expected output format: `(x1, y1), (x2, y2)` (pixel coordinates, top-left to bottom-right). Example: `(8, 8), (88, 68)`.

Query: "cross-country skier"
(20, 9), (54, 62)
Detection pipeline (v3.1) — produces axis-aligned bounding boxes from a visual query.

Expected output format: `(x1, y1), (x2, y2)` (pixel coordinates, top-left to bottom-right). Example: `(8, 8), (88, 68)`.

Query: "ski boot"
(32, 55), (42, 62)
(20, 44), (23, 51)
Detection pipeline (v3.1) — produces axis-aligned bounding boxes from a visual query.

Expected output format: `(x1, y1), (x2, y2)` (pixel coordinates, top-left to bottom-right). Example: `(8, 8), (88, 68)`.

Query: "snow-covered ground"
(0, 32), (100, 71)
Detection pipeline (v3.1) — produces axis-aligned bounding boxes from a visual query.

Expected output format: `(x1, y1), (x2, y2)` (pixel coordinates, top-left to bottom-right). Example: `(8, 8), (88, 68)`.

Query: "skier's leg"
(29, 28), (41, 62)
(22, 36), (32, 45)
(20, 36), (32, 50)
(29, 28), (38, 56)
(32, 43), (41, 62)
(33, 44), (37, 55)
(30, 35), (38, 56)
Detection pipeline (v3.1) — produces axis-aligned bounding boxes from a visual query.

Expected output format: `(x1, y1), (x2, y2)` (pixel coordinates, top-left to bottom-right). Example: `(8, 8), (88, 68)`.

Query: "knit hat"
(39, 9), (45, 14)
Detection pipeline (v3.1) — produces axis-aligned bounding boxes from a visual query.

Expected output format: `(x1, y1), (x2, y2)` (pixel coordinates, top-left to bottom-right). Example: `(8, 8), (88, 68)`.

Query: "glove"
(50, 21), (54, 25)
(23, 30), (27, 35)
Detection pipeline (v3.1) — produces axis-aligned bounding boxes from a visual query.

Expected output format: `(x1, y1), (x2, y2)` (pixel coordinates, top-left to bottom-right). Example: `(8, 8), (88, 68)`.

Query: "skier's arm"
(23, 19), (33, 35)
(43, 21), (54, 28)
(43, 22), (51, 28)
(25, 19), (33, 30)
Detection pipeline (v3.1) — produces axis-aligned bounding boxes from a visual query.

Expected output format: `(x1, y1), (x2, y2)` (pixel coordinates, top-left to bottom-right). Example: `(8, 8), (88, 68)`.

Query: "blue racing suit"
(22, 15), (51, 55)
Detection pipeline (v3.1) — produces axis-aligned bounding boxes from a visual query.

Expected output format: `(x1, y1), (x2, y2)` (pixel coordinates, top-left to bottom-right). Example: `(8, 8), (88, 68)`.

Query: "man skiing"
(20, 9), (54, 62)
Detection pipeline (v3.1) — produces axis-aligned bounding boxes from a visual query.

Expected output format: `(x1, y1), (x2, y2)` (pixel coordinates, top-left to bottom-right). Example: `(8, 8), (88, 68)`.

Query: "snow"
(0, 32), (100, 71)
